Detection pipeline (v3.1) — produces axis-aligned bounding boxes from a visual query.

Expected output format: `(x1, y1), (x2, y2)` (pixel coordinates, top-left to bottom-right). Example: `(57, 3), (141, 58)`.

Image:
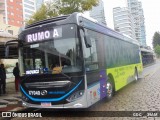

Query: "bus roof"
(76, 13), (139, 45)
(25, 15), (70, 29)
(23, 12), (139, 46)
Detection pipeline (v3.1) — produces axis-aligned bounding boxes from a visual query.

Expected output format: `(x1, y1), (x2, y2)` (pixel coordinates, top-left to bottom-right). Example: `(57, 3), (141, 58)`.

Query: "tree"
(26, 0), (99, 25)
(27, 4), (58, 25)
(152, 32), (160, 48)
(58, 0), (99, 15)
(154, 45), (160, 58)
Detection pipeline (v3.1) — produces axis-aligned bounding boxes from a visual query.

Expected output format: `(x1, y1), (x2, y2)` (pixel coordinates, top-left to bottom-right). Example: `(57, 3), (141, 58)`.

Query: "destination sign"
(26, 27), (62, 43)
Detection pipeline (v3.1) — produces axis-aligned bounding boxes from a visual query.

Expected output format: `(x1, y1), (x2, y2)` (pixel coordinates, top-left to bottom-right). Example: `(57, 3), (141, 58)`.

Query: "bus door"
(80, 28), (107, 105)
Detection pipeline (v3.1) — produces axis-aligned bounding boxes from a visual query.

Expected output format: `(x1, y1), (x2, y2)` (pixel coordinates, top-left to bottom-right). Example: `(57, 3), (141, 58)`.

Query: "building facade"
(127, 0), (146, 46)
(22, 0), (36, 21)
(0, 0), (45, 36)
(113, 7), (135, 39)
(89, 0), (106, 25)
(0, 0), (6, 23)
(0, 15), (19, 36)
(0, 0), (23, 27)
(36, 0), (44, 10)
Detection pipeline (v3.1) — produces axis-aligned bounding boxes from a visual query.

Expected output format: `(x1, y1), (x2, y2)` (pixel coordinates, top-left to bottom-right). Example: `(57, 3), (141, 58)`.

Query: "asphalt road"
(11, 60), (160, 120)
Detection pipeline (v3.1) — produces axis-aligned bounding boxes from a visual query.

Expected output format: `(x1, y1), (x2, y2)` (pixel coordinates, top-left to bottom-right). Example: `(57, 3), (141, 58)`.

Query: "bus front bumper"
(22, 101), (87, 109)
(22, 97), (88, 109)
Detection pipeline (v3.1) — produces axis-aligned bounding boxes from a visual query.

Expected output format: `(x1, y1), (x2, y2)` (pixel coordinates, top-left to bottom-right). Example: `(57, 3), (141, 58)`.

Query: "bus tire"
(106, 79), (114, 101)
(135, 68), (138, 81)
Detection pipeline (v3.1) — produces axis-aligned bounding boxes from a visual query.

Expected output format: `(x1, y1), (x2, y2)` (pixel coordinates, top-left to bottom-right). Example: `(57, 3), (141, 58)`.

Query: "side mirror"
(84, 35), (92, 48)
(5, 46), (9, 58)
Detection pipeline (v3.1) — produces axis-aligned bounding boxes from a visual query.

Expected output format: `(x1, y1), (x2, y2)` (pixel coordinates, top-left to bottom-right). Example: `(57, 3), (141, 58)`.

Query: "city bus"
(5, 12), (143, 108)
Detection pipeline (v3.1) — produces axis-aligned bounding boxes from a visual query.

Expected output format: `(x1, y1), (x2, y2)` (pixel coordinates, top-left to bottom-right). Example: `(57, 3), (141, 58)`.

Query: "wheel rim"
(135, 75), (138, 80)
(135, 70), (138, 80)
(106, 82), (113, 98)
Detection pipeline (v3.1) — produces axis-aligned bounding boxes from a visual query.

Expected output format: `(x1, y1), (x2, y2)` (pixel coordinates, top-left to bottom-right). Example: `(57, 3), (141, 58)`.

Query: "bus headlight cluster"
(66, 90), (84, 102)
(22, 95), (28, 102)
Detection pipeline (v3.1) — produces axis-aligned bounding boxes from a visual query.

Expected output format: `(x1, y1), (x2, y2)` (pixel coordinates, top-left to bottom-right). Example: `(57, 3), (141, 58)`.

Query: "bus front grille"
(24, 81), (71, 88)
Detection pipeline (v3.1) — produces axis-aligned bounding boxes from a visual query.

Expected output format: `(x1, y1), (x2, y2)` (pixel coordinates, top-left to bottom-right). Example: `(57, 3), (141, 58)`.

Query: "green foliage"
(26, 0), (99, 25)
(152, 32), (160, 48)
(26, 4), (58, 25)
(154, 45), (160, 58)
(59, 0), (99, 15)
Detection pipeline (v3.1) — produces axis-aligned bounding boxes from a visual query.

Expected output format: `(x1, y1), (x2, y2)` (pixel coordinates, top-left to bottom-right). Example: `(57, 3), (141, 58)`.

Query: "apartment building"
(89, 0), (107, 25)
(127, 0), (146, 46)
(22, 0), (36, 20)
(0, 0), (23, 27)
(113, 7), (135, 39)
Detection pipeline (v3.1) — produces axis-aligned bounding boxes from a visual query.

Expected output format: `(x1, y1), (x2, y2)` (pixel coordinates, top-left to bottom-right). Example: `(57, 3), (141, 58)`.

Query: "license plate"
(41, 102), (51, 107)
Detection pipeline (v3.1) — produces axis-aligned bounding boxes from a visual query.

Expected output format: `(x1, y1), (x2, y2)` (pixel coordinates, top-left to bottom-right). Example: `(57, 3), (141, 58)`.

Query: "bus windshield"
(22, 38), (82, 74)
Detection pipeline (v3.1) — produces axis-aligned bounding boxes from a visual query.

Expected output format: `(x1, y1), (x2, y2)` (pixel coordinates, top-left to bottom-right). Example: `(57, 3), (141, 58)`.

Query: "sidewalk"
(6, 77), (14, 83)
(0, 78), (24, 112)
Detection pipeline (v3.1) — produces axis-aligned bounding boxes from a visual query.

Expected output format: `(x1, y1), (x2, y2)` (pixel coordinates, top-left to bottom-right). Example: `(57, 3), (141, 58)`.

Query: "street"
(4, 60), (160, 120)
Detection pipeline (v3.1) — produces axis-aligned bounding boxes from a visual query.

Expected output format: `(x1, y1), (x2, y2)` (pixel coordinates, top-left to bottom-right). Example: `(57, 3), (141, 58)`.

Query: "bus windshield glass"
(22, 37), (82, 74)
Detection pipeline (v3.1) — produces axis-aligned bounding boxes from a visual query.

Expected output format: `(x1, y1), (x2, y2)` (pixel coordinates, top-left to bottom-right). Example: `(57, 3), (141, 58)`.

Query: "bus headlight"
(22, 95), (28, 102)
(66, 90), (84, 102)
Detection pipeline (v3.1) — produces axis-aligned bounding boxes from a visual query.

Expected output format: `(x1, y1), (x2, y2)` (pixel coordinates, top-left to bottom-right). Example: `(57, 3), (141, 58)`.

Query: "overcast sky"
(103, 0), (160, 48)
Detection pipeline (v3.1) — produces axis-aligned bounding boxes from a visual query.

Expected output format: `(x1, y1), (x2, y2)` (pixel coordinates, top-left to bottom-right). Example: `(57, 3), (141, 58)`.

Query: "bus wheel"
(135, 68), (138, 81)
(106, 80), (114, 100)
